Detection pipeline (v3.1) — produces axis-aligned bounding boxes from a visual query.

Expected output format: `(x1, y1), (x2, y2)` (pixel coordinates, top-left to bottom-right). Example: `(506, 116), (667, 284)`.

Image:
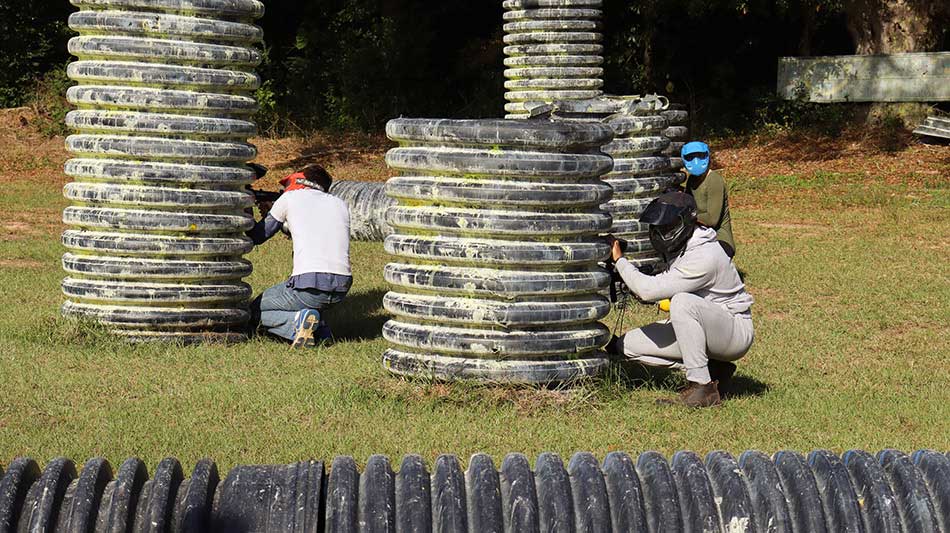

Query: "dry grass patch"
(717, 125), (950, 186)
(252, 131), (392, 188)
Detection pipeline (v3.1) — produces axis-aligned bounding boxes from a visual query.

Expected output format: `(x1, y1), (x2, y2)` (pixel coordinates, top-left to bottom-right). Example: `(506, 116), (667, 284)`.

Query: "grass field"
(0, 111), (948, 472)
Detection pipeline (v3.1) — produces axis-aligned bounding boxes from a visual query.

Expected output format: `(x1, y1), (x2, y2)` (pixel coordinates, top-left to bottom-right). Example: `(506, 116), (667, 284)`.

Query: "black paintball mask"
(640, 192), (698, 262)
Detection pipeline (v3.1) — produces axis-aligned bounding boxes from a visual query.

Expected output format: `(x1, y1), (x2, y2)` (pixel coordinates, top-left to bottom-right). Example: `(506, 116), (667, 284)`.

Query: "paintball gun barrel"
(246, 162), (281, 204)
(249, 188), (281, 203)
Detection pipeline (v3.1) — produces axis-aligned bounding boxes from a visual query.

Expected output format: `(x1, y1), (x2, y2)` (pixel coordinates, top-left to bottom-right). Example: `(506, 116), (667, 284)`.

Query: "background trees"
(1, 0), (946, 134)
(0, 0), (72, 108)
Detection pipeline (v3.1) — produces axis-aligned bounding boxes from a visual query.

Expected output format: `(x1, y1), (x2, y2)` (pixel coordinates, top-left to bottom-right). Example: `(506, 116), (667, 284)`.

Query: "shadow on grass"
(612, 361), (770, 400)
(327, 288), (388, 341)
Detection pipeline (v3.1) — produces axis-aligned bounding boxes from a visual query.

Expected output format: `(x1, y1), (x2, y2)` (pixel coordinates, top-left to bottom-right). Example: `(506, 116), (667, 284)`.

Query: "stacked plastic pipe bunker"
(381, 119), (615, 383)
(529, 95), (681, 266)
(502, 0), (605, 119)
(662, 104), (690, 170)
(1, 449), (947, 532)
(328, 180), (394, 241)
(60, 0), (265, 342)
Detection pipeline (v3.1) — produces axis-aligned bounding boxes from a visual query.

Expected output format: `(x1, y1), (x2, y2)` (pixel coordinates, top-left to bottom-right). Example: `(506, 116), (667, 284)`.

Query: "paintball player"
(679, 141), (737, 258)
(606, 191), (753, 407)
(247, 164), (352, 348)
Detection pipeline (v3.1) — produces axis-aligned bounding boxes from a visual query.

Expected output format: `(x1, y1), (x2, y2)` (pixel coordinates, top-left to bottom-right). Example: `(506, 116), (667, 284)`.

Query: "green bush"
(29, 64), (73, 138)
(753, 86), (854, 137)
(254, 79), (281, 136)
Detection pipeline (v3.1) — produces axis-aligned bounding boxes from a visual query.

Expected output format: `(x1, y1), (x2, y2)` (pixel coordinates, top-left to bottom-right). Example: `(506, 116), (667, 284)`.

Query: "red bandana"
(278, 172), (310, 192)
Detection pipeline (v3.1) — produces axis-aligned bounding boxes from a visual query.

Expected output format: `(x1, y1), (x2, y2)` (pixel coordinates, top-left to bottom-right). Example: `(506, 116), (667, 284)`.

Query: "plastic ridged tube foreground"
(60, 0), (264, 342)
(381, 118), (615, 383)
(503, 0), (605, 119)
(0, 450), (947, 532)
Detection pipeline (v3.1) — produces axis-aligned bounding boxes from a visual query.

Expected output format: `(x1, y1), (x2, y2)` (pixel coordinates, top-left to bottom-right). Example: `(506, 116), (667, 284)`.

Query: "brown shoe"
(708, 360), (737, 398)
(656, 381), (721, 408)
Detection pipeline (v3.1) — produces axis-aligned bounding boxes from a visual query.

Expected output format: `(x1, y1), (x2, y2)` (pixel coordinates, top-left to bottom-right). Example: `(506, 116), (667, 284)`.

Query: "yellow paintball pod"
(658, 299), (671, 312)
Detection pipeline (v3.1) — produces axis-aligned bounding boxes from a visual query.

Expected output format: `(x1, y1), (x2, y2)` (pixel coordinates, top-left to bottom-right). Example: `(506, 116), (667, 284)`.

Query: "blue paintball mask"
(681, 141), (711, 177)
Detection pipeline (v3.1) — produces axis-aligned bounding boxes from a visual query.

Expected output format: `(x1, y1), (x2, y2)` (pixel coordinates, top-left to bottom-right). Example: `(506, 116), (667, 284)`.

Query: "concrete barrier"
(777, 52), (950, 103)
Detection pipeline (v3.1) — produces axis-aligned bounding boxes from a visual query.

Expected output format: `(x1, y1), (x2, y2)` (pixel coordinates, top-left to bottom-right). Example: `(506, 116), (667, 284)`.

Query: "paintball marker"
(250, 189), (281, 203)
(246, 162), (282, 205)
(604, 234), (669, 306)
(604, 235), (630, 304)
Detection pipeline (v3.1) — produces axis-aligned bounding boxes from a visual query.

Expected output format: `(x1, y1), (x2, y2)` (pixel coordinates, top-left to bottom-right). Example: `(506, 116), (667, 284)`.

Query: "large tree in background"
(844, 0), (949, 54)
(841, 0), (948, 122)
(2, 0), (945, 133)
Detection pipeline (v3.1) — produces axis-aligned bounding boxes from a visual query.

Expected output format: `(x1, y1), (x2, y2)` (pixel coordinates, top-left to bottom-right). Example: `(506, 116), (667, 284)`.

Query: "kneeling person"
(248, 165), (351, 347)
(608, 192), (753, 407)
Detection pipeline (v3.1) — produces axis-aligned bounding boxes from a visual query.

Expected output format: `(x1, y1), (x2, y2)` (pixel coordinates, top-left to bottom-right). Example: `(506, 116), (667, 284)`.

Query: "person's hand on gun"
(257, 199), (274, 218)
(610, 239), (624, 262)
(606, 234), (625, 263)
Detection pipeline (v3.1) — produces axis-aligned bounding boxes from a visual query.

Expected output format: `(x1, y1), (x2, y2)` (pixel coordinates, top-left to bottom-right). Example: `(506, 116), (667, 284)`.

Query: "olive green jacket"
(684, 169), (735, 255)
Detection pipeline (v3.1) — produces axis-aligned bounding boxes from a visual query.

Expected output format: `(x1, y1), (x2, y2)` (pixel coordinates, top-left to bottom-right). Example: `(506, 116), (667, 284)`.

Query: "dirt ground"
(2, 106), (947, 192)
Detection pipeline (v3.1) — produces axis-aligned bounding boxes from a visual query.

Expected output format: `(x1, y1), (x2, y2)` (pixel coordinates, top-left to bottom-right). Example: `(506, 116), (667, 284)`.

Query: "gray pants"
(622, 292), (754, 384)
(250, 282), (346, 341)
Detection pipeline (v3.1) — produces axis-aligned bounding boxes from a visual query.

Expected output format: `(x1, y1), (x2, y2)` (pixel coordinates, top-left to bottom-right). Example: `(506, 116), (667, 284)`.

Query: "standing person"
(248, 164), (352, 348)
(680, 141), (737, 258)
(607, 192), (754, 407)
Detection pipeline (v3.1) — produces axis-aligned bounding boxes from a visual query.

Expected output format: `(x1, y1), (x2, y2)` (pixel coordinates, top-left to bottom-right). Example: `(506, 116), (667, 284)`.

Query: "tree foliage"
(1, 0), (946, 133)
(0, 0), (73, 107)
(257, 0), (504, 132)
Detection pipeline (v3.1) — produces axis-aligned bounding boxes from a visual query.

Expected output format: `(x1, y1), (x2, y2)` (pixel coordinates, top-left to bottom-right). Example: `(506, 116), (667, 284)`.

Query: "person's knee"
(670, 292), (702, 318)
(616, 323), (683, 368)
(619, 331), (644, 358)
(257, 284), (289, 312)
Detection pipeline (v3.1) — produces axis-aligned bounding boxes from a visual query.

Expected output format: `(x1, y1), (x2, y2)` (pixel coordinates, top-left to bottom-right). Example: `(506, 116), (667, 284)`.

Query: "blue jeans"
(250, 282), (347, 341)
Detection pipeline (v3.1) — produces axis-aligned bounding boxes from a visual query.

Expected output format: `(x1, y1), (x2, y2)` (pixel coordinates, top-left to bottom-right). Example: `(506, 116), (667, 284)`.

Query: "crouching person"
(248, 164), (352, 348)
(607, 191), (753, 407)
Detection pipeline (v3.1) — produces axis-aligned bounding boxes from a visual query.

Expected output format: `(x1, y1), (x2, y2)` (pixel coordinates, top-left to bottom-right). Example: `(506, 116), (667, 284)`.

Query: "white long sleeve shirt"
(615, 226), (753, 315)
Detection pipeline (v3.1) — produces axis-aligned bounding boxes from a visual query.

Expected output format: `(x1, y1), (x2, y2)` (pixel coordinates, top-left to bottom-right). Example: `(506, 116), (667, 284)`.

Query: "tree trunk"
(843, 0), (948, 125)
(798, 3), (816, 56)
(844, 0), (947, 54)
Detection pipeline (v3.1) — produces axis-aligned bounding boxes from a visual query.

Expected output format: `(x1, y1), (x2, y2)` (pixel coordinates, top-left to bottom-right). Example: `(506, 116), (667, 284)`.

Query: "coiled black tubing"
(1, 449), (947, 532)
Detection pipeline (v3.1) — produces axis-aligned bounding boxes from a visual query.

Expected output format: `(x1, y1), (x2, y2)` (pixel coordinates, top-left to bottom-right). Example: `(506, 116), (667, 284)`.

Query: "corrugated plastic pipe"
(60, 0), (265, 343)
(532, 95), (679, 266)
(1, 450), (947, 532)
(601, 103), (676, 266)
(381, 118), (615, 383)
(503, 0), (605, 119)
(328, 181), (394, 241)
(662, 104), (690, 170)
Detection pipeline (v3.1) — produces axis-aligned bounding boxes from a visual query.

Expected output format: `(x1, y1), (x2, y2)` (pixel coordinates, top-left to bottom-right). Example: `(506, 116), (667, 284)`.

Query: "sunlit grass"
(0, 172), (947, 472)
